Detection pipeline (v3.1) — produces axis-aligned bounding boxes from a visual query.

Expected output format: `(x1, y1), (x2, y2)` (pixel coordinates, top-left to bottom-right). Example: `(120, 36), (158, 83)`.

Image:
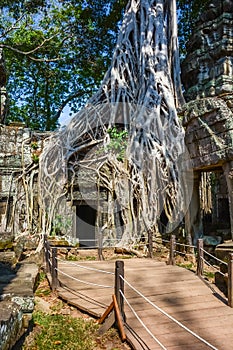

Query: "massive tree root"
(39, 0), (192, 247)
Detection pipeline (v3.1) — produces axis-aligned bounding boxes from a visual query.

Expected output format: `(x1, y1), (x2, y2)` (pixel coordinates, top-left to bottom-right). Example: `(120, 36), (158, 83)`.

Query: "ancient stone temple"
(0, 124), (49, 239)
(181, 0), (233, 245)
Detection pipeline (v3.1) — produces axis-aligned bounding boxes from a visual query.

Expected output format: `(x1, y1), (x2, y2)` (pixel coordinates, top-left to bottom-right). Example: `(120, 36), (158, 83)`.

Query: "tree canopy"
(1, 0), (127, 130)
(177, 0), (210, 56)
(1, 0), (209, 130)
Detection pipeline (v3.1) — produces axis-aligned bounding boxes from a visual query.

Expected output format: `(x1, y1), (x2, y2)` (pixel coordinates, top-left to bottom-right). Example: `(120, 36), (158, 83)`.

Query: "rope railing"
(174, 249), (186, 256)
(119, 274), (219, 350)
(56, 257), (114, 275)
(47, 258), (52, 267)
(44, 235), (115, 291)
(55, 267), (113, 289)
(43, 233), (233, 348)
(199, 247), (227, 278)
(163, 235), (197, 266)
(120, 289), (167, 350)
(165, 235), (233, 307)
(200, 247), (228, 267)
(174, 241), (196, 249)
(44, 236), (125, 261)
(201, 257), (226, 277)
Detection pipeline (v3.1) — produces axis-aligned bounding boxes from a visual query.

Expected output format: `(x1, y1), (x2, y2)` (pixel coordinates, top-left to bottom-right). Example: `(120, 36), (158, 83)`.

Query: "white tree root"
(39, 0), (191, 247)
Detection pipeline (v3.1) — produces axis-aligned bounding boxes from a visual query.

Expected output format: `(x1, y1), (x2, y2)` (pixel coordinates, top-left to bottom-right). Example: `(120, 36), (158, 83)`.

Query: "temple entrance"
(202, 170), (230, 237)
(76, 203), (97, 247)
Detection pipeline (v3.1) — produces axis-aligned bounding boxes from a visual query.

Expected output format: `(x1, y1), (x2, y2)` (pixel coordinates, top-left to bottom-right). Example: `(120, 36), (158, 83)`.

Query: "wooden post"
(197, 239), (204, 277)
(98, 231), (104, 261)
(98, 247), (103, 261)
(168, 235), (176, 265)
(112, 294), (126, 341)
(148, 229), (153, 258)
(228, 253), (233, 307)
(44, 236), (50, 274)
(115, 260), (125, 320)
(51, 247), (58, 292)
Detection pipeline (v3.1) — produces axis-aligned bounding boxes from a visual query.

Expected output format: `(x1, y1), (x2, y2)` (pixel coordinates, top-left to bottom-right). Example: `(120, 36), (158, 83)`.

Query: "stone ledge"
(215, 241), (233, 261)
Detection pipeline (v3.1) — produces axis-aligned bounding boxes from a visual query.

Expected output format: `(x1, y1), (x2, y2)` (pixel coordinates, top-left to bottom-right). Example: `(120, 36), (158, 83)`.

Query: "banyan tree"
(39, 0), (193, 248)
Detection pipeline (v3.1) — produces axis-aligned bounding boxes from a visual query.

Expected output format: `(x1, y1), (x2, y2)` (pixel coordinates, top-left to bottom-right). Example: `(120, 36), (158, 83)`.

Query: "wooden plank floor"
(54, 258), (233, 350)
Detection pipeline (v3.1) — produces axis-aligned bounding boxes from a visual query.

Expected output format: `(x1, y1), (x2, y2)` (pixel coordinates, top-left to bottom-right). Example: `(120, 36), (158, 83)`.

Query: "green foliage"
(66, 255), (96, 261)
(177, 262), (194, 270)
(1, 0), (213, 130)
(1, 0), (127, 130)
(34, 271), (49, 295)
(177, 0), (210, 56)
(66, 254), (79, 261)
(31, 141), (39, 150)
(37, 271), (46, 282)
(35, 286), (51, 297)
(84, 256), (96, 261)
(31, 153), (40, 163)
(27, 311), (98, 350)
(51, 214), (72, 236)
(107, 127), (128, 162)
(203, 270), (215, 280)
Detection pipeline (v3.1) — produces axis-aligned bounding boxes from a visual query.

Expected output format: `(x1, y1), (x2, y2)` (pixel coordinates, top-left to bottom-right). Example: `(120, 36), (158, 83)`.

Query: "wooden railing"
(44, 236), (126, 340)
(44, 234), (233, 308)
(43, 236), (233, 349)
(166, 235), (233, 307)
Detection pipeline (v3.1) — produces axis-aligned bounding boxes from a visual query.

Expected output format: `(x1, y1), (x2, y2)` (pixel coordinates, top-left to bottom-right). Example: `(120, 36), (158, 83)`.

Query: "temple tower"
(181, 0), (233, 243)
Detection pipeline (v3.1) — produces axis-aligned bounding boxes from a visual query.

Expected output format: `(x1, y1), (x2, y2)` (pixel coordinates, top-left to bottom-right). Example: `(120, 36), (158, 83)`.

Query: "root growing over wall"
(39, 0), (192, 247)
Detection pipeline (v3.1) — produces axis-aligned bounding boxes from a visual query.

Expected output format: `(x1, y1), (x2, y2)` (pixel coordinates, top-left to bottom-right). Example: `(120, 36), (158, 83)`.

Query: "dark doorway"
(76, 204), (97, 247)
(218, 198), (230, 223)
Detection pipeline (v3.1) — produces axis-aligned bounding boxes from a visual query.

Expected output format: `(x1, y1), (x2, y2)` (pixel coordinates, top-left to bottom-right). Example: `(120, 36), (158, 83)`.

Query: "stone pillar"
(185, 172), (203, 244)
(223, 162), (233, 240)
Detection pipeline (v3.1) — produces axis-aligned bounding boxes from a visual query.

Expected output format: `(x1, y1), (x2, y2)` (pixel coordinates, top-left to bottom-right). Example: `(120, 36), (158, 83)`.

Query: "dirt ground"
(20, 273), (131, 350)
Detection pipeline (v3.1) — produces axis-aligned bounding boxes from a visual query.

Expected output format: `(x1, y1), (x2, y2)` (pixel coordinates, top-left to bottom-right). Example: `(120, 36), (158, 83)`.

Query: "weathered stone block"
(181, 1), (233, 101)
(0, 252), (16, 265)
(182, 97), (233, 170)
(0, 300), (23, 350)
(0, 237), (13, 251)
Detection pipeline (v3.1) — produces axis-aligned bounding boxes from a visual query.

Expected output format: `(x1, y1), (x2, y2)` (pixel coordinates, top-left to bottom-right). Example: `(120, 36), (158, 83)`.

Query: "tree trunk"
(39, 0), (192, 247)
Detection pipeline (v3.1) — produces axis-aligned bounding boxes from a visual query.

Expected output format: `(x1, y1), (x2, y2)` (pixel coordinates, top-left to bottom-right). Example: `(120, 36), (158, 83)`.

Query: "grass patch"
(35, 271), (51, 297)
(203, 271), (215, 279)
(66, 255), (96, 261)
(23, 311), (98, 350)
(35, 288), (51, 297)
(37, 271), (47, 282)
(176, 262), (194, 270)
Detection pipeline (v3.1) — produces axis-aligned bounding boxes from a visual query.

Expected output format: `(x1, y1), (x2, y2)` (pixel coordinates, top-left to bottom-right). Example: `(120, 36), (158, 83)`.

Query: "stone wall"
(0, 123), (49, 236)
(0, 124), (42, 348)
(181, 0), (233, 241)
(0, 123), (32, 233)
(182, 0), (233, 101)
(181, 95), (233, 171)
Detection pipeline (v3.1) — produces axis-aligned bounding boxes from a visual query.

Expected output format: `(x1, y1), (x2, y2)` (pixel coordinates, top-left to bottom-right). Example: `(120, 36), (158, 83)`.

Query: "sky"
(59, 105), (74, 126)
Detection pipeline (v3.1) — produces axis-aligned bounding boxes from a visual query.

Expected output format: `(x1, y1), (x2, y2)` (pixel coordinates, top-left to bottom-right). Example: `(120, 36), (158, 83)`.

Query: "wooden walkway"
(54, 258), (233, 350)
